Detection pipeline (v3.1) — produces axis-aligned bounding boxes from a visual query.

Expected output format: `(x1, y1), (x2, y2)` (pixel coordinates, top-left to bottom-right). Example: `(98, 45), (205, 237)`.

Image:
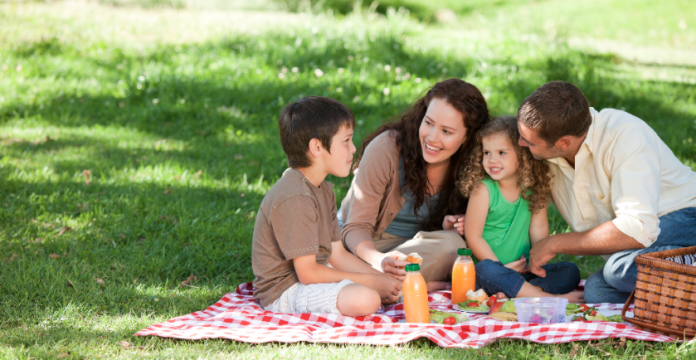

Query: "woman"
(340, 78), (490, 291)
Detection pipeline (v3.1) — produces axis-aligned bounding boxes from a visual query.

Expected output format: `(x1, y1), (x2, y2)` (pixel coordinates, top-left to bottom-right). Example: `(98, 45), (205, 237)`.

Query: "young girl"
(455, 116), (583, 302)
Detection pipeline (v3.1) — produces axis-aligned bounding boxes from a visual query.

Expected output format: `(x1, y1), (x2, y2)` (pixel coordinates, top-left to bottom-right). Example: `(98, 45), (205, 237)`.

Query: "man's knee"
(601, 262), (624, 291)
(583, 270), (606, 303)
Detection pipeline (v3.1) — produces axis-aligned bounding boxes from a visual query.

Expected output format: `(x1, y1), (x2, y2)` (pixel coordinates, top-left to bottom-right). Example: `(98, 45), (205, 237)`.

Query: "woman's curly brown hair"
(354, 79), (490, 231)
(458, 116), (552, 213)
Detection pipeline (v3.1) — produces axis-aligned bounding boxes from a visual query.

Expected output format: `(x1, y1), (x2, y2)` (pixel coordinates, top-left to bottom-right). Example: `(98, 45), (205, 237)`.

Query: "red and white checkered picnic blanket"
(135, 282), (675, 348)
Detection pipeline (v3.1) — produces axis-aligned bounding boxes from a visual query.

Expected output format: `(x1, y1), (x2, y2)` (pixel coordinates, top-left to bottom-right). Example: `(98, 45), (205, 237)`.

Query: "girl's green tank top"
(478, 178), (531, 265)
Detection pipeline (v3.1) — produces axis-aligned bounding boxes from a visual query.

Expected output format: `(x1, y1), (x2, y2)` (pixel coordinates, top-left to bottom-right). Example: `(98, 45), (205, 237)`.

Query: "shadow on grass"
(5, 32), (694, 138)
(0, 173), (257, 322)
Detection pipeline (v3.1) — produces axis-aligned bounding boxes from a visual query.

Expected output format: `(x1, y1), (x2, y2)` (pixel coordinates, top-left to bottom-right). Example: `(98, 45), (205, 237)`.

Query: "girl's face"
(481, 132), (519, 182)
(419, 97), (467, 167)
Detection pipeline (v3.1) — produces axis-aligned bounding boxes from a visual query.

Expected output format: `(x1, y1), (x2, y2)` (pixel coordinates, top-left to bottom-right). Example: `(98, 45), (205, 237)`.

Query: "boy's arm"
(293, 254), (401, 304)
(329, 242), (402, 304)
(528, 205), (550, 246)
(463, 183), (498, 261)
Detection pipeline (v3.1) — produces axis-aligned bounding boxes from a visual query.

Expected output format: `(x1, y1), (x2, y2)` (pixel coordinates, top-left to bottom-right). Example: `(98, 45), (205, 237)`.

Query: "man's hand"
(443, 214), (465, 235)
(380, 251), (409, 281)
(529, 237), (557, 278)
(368, 274), (402, 304)
(504, 255), (529, 273)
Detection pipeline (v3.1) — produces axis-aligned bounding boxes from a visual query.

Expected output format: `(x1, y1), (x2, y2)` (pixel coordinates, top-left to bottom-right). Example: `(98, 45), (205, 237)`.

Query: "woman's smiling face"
(419, 97), (467, 166)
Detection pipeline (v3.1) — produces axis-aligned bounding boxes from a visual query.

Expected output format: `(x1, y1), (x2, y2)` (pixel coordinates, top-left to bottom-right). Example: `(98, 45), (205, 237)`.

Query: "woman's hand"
(380, 251), (409, 281)
(442, 214), (465, 235)
(504, 255), (529, 274)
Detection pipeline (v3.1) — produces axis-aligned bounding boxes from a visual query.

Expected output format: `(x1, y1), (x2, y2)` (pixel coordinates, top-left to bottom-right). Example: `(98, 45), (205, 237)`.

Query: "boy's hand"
(380, 251), (408, 281)
(504, 255), (529, 273)
(369, 274), (402, 305)
(442, 214), (465, 235)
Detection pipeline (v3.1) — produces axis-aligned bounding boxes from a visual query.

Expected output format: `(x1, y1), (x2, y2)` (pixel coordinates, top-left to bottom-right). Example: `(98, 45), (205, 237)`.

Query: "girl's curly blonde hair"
(458, 116), (552, 213)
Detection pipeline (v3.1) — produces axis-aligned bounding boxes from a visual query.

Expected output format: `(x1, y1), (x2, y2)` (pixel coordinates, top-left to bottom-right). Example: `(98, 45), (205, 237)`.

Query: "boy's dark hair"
(278, 96), (355, 168)
(517, 81), (592, 145)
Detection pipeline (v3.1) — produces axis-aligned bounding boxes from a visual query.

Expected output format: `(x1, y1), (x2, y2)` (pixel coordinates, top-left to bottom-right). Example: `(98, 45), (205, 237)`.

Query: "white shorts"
(265, 279), (353, 314)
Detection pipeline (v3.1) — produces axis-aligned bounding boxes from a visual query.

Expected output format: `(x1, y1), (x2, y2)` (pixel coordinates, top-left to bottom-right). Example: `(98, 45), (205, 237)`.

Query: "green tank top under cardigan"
(478, 177), (531, 265)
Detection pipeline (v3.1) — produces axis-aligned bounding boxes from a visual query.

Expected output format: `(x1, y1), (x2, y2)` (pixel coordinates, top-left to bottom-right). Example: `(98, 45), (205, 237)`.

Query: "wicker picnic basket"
(621, 246), (696, 340)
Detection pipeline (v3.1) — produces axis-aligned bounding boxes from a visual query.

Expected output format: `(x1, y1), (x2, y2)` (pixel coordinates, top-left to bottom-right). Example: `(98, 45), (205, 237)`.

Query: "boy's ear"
(307, 138), (324, 159)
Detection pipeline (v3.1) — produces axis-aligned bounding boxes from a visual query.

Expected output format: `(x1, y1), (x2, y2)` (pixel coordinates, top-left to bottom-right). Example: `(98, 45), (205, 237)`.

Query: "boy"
(252, 96), (401, 316)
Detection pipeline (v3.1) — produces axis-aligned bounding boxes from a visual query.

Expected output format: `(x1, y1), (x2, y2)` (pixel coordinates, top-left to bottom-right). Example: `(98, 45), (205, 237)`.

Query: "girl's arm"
(463, 183), (499, 262)
(528, 205), (550, 246)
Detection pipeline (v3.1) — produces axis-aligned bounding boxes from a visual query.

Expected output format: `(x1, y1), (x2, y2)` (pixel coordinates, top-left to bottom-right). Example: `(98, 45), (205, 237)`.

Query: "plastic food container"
(514, 297), (568, 324)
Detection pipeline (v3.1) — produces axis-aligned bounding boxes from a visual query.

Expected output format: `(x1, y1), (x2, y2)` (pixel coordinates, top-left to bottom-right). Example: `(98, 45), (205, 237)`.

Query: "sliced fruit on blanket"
(488, 312), (518, 321)
(500, 300), (517, 313)
(489, 299), (516, 315)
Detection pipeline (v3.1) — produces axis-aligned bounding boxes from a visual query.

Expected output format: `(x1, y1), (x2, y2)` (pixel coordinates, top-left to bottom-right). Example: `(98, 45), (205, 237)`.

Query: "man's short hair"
(517, 81), (592, 145)
(278, 96), (355, 168)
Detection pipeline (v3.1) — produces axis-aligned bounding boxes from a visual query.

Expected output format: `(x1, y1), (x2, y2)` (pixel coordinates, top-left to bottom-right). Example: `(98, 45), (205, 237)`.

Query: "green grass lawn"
(1, 0), (696, 358)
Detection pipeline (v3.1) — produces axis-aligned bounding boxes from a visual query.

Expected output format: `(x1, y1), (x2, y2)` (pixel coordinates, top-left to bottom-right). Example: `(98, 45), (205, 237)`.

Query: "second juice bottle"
(451, 248), (475, 305)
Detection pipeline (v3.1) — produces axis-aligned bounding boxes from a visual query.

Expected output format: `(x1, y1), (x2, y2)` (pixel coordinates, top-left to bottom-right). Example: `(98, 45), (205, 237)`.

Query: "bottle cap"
(405, 263), (420, 272)
(457, 248), (472, 256)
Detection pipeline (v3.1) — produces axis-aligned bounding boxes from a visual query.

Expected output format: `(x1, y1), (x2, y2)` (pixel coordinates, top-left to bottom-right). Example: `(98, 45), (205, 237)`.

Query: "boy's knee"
(337, 284), (380, 316)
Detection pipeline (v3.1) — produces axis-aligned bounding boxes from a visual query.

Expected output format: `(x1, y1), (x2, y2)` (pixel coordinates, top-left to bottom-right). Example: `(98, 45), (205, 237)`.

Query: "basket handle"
(620, 290), (635, 322)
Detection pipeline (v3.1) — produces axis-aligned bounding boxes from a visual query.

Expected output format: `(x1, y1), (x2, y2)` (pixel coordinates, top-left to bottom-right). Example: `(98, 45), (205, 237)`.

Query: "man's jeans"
(476, 260), (581, 298)
(584, 207), (696, 304)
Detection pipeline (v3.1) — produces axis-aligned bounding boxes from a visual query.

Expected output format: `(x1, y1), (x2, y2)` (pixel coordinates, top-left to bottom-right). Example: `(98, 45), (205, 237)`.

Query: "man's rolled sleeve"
(612, 216), (654, 248)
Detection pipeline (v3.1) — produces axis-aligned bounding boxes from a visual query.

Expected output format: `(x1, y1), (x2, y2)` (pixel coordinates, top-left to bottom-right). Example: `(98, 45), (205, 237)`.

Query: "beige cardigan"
(340, 131), (406, 254)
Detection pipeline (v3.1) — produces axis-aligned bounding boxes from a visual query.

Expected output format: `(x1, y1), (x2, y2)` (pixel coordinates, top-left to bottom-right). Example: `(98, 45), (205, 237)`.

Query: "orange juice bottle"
(403, 263), (430, 323)
(451, 248), (475, 305)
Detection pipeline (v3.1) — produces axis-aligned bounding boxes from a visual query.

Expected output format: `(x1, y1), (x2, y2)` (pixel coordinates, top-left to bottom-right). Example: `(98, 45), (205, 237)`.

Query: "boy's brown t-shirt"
(252, 168), (341, 308)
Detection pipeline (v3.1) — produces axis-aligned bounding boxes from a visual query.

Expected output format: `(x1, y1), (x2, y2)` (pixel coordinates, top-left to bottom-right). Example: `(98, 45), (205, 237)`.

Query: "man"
(516, 81), (696, 303)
